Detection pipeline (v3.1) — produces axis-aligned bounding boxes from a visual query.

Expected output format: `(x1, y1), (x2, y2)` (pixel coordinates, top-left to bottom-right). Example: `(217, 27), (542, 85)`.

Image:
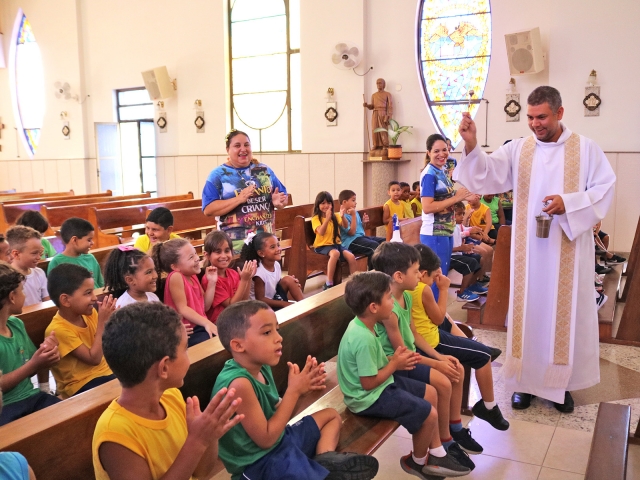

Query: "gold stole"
(503, 133), (581, 388)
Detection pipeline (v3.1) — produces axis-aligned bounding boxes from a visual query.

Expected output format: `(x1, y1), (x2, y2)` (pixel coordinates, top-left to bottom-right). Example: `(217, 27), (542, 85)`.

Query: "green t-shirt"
(0, 317), (39, 405)
(213, 359), (284, 479)
(41, 238), (57, 259)
(481, 196), (500, 224)
(337, 318), (394, 413)
(48, 253), (104, 288)
(375, 291), (416, 357)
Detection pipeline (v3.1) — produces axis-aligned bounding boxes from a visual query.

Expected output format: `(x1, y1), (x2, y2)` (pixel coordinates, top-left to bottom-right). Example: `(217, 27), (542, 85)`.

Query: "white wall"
(0, 0), (638, 249)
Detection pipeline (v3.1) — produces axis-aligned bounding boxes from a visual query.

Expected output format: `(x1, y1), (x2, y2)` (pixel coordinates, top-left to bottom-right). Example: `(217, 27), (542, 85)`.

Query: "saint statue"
(363, 78), (393, 158)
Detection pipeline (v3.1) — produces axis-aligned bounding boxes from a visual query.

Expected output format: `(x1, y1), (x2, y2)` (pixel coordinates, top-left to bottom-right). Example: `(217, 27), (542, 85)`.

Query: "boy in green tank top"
(372, 242), (478, 472)
(213, 300), (379, 480)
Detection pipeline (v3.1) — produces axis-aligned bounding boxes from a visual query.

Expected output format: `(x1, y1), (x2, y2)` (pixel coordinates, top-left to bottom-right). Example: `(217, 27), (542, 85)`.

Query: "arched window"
(229, 0), (300, 152)
(9, 9), (45, 157)
(417, 0), (491, 147)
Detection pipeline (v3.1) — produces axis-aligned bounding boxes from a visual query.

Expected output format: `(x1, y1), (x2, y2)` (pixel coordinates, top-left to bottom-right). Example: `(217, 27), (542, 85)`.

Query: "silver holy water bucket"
(535, 210), (553, 238)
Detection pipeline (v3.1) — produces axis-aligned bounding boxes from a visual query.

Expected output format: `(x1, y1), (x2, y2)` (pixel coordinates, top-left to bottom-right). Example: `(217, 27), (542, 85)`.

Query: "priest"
(454, 86), (615, 412)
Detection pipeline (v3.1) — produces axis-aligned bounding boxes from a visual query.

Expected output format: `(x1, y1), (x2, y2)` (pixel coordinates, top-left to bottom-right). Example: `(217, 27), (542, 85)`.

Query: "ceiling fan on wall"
(331, 42), (373, 76)
(54, 81), (79, 102)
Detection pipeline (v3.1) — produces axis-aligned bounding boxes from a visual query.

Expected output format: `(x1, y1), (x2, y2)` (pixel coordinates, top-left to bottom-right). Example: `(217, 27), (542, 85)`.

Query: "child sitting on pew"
(338, 271), (469, 478)
(311, 191), (358, 291)
(337, 190), (384, 270)
(93, 302), (243, 480)
(412, 245), (509, 437)
(0, 378), (38, 479)
(153, 238), (217, 347)
(0, 234), (11, 262)
(383, 181), (406, 241)
(0, 263), (60, 426)
(213, 300), (379, 480)
(371, 242), (476, 472)
(451, 204), (489, 302)
(201, 230), (256, 322)
(133, 207), (180, 254)
(240, 232), (304, 309)
(411, 181), (421, 217)
(48, 217), (105, 288)
(465, 195), (496, 245)
(15, 210), (56, 259)
(6, 226), (50, 306)
(400, 182), (415, 219)
(45, 264), (116, 398)
(103, 245), (160, 308)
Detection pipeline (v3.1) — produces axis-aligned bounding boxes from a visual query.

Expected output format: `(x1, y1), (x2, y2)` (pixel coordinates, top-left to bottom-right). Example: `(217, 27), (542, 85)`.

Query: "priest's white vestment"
(454, 125), (615, 403)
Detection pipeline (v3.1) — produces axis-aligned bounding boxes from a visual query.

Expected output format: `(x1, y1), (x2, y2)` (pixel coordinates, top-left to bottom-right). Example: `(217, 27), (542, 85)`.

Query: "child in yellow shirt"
(383, 181), (406, 241)
(93, 302), (243, 479)
(46, 263), (116, 398)
(311, 191), (358, 290)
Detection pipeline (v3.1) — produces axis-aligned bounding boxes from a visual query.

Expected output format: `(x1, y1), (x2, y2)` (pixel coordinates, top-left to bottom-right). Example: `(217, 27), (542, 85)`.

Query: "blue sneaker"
(457, 289), (480, 302)
(469, 282), (489, 295)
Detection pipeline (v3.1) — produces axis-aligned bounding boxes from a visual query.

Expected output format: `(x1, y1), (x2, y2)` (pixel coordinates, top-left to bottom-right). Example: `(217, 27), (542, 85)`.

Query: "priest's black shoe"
(553, 391), (574, 413)
(511, 392), (533, 410)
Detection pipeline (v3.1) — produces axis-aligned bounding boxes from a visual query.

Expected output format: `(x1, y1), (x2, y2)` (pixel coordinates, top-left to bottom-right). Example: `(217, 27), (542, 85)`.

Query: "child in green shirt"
(213, 300), (378, 480)
(48, 217), (104, 288)
(338, 271), (469, 478)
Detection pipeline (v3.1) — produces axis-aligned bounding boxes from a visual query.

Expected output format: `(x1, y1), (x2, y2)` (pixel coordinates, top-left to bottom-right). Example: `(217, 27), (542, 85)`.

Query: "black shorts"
(434, 328), (493, 370)
(450, 254), (481, 275)
(597, 230), (608, 241)
(357, 374), (431, 434)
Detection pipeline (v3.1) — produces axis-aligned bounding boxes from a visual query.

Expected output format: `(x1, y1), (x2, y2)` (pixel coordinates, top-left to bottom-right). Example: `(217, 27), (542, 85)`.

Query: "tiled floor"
(212, 272), (640, 480)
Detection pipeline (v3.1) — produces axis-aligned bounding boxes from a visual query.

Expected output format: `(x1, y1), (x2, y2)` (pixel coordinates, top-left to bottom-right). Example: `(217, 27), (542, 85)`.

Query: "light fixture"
(587, 69), (597, 86)
(157, 100), (164, 109)
(194, 99), (202, 108)
(505, 78), (520, 123)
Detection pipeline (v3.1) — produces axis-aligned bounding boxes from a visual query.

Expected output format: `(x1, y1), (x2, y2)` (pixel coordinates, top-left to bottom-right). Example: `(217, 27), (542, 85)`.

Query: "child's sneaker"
(468, 282), (488, 295)
(451, 427), (483, 455)
(604, 254), (626, 265)
(446, 443), (476, 470)
(323, 283), (333, 291)
(423, 452), (470, 477)
(596, 292), (608, 311)
(471, 400), (510, 431)
(457, 289), (480, 302)
(314, 451), (379, 480)
(400, 454), (441, 480)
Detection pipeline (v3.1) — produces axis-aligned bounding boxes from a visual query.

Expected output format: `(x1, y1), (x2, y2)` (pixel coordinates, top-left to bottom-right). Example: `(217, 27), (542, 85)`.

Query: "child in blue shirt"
(338, 190), (384, 269)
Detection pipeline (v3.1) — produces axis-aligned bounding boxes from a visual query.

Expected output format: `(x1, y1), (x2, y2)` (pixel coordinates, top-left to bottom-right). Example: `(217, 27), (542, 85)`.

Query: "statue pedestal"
(362, 158), (411, 237)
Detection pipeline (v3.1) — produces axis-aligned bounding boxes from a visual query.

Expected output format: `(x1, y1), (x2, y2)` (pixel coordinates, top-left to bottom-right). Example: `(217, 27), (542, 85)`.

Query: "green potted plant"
(374, 119), (412, 159)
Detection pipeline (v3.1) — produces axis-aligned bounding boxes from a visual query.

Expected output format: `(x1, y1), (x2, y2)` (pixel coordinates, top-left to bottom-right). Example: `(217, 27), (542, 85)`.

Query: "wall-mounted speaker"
(504, 27), (544, 75)
(141, 66), (175, 100)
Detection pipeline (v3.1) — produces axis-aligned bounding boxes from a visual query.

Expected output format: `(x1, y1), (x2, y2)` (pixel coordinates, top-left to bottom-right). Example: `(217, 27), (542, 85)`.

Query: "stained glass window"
(417, 0), (491, 147)
(229, 0), (300, 152)
(10, 10), (45, 157)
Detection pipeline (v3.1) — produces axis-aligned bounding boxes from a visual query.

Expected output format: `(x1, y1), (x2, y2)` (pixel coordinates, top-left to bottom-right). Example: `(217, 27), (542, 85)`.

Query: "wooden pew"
(461, 225), (510, 331)
(92, 199), (202, 247)
(619, 215), (639, 303)
(0, 284), (382, 480)
(0, 190), (71, 203)
(584, 402), (630, 480)
(0, 188), (17, 194)
(42, 193), (194, 232)
(37, 242), (134, 275)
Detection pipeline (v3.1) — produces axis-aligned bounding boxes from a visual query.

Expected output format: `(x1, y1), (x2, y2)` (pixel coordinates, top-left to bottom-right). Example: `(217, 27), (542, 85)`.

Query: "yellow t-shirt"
(134, 233), (181, 253)
(384, 199), (405, 238)
(410, 197), (422, 216)
(402, 200), (414, 219)
(465, 203), (494, 230)
(311, 213), (342, 248)
(410, 282), (440, 348)
(92, 388), (191, 480)
(46, 310), (113, 398)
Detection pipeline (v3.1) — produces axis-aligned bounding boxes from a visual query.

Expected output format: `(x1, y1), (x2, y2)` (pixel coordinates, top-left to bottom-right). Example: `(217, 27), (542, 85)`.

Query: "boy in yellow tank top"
(93, 302), (243, 479)
(412, 245), (509, 444)
(383, 181), (406, 241)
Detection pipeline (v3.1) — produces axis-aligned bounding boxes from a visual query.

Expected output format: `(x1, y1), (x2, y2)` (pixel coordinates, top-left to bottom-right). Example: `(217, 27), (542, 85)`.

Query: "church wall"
(0, 0), (636, 249)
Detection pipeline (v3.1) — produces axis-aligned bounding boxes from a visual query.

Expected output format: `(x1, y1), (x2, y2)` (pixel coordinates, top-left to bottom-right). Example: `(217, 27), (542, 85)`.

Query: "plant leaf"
(373, 128), (387, 133)
(389, 119), (399, 130)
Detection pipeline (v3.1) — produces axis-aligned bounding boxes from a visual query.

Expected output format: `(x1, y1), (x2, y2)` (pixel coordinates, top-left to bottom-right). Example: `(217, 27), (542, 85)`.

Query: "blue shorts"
(394, 363), (432, 384)
(357, 374), (431, 434)
(416, 319), (493, 370)
(242, 415), (328, 480)
(0, 391), (61, 426)
(419, 234), (453, 301)
(187, 325), (211, 347)
(314, 244), (348, 260)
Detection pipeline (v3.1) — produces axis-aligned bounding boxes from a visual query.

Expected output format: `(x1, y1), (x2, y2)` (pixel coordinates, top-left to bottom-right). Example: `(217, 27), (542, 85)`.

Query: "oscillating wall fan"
(331, 42), (362, 70)
(54, 82), (78, 101)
